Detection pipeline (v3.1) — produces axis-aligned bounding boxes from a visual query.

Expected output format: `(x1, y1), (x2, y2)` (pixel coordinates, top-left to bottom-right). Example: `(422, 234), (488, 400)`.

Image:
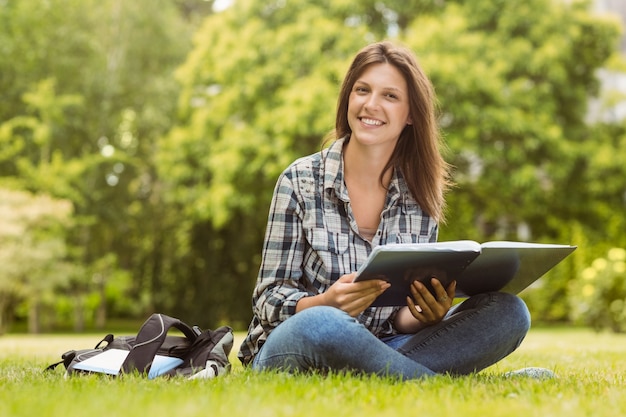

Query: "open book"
(353, 240), (576, 307)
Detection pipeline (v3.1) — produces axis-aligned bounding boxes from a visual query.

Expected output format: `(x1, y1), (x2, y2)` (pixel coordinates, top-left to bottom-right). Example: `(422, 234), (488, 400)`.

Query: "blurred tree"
(157, 0), (374, 326)
(402, 0), (620, 243)
(0, 0), (207, 330)
(0, 0), (622, 329)
(569, 247), (626, 332)
(400, 0), (622, 320)
(0, 189), (75, 334)
(162, 0), (621, 326)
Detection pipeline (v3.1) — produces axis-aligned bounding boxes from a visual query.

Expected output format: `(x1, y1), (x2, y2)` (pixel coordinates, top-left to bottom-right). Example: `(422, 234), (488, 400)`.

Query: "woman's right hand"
(320, 273), (390, 317)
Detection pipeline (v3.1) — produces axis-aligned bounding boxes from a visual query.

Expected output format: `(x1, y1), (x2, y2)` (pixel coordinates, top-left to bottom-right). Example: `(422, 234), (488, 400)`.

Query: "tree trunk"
(0, 300), (8, 335)
(28, 299), (40, 334)
(74, 296), (85, 332)
(96, 283), (106, 330)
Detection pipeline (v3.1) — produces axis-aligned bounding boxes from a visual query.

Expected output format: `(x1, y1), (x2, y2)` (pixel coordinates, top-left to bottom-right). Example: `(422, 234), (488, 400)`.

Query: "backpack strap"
(121, 313), (197, 375)
(45, 333), (115, 372)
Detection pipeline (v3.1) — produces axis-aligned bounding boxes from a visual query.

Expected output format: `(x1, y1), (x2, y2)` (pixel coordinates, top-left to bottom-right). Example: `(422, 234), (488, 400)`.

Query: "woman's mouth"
(360, 117), (384, 126)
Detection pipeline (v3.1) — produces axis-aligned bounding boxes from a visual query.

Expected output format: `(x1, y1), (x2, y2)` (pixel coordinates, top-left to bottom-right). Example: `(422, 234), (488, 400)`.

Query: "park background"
(1, 0), (626, 336)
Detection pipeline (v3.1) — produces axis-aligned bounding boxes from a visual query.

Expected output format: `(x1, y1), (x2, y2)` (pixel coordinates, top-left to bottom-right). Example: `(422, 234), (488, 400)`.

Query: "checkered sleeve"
(252, 169), (311, 331)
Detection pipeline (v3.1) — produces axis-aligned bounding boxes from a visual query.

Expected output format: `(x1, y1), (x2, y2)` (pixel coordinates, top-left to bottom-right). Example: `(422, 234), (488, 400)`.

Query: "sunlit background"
(0, 0), (625, 335)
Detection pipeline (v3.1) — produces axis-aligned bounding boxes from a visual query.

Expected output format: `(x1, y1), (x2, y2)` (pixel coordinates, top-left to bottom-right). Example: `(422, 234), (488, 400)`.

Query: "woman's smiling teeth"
(360, 117), (384, 126)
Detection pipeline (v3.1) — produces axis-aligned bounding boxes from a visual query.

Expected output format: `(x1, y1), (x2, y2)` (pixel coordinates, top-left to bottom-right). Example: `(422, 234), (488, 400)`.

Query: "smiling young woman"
(343, 62), (413, 241)
(334, 41), (450, 224)
(238, 41), (532, 381)
(347, 63), (411, 151)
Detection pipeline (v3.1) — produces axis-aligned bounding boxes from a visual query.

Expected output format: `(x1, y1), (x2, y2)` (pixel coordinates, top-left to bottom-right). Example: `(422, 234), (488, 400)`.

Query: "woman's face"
(347, 62), (411, 150)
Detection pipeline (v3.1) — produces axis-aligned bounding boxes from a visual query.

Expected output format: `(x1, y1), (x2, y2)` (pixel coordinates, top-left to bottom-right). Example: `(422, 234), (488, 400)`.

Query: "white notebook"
(72, 348), (183, 379)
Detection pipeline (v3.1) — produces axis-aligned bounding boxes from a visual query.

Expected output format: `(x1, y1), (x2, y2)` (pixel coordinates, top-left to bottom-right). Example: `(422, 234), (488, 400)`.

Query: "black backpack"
(46, 313), (233, 379)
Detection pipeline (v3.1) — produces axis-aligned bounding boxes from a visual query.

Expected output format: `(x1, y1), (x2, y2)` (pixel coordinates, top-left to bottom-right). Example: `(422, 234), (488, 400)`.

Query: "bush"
(569, 248), (626, 332)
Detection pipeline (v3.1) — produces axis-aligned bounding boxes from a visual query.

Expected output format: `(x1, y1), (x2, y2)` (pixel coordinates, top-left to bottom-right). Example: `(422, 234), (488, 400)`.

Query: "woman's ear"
(407, 117), (413, 125)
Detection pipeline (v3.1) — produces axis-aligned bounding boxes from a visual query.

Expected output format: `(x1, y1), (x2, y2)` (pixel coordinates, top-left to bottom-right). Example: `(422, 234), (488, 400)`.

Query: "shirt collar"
(322, 137), (348, 201)
(322, 137), (409, 203)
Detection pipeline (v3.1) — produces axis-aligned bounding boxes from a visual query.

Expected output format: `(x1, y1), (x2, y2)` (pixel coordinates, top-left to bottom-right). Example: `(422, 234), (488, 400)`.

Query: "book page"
(481, 241), (574, 249)
(456, 242), (576, 296)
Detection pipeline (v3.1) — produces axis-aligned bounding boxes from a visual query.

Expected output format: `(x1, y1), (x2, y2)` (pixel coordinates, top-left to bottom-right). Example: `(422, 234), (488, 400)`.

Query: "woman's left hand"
(406, 278), (456, 326)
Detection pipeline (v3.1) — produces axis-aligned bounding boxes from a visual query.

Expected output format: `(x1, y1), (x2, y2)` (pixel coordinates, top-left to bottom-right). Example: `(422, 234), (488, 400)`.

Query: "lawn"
(1, 327), (625, 417)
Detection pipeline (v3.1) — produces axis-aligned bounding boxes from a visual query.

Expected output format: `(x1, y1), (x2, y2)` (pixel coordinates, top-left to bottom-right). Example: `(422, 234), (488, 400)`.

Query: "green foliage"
(0, 188), (76, 334)
(168, 0), (371, 227)
(0, 0), (202, 331)
(156, 0), (377, 324)
(0, 0), (624, 329)
(163, 0), (622, 325)
(577, 121), (626, 242)
(569, 247), (626, 332)
(406, 0), (622, 244)
(400, 1), (622, 321)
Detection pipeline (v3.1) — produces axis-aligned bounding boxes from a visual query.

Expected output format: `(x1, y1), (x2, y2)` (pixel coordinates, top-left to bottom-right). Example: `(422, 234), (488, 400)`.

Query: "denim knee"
(263, 306), (354, 351)
(490, 292), (531, 338)
(253, 306), (359, 371)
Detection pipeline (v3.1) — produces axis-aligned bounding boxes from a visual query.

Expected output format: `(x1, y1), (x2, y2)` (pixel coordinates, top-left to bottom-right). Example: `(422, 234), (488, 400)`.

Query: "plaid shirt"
(238, 138), (438, 365)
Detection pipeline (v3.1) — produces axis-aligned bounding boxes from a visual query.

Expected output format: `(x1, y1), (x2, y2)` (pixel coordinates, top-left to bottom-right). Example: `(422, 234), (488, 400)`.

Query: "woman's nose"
(364, 93), (380, 110)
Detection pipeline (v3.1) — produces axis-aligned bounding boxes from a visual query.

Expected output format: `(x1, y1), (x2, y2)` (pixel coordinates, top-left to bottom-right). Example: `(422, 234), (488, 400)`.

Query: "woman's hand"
(314, 273), (390, 317)
(406, 278), (456, 325)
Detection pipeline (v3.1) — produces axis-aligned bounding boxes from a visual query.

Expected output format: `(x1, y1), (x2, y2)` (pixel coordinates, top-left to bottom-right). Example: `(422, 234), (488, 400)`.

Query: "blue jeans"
(252, 292), (531, 380)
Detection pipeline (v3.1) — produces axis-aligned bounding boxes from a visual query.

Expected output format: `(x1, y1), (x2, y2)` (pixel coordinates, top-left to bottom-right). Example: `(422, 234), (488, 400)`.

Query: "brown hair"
(332, 41), (451, 222)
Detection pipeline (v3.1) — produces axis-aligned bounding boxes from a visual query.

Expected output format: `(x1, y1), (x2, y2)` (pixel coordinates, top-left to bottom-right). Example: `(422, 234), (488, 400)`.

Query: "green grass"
(1, 327), (625, 417)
